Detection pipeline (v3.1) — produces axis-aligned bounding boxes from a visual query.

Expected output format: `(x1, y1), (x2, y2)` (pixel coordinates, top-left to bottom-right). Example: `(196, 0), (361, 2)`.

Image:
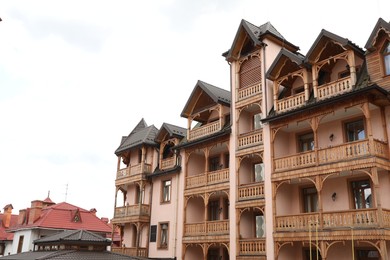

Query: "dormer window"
(383, 41), (390, 76)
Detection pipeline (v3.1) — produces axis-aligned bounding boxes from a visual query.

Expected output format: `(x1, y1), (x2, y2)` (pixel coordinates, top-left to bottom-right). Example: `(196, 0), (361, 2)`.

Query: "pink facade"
(113, 18), (390, 260)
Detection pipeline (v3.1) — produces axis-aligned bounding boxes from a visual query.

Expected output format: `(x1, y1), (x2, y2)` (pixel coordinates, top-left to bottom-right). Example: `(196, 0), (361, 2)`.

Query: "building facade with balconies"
(112, 17), (390, 260)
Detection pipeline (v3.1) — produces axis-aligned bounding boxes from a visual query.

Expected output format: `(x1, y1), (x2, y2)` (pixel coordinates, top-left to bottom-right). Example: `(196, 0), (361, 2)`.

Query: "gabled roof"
(305, 29), (364, 63)
(181, 80), (230, 118)
(224, 20), (299, 61)
(115, 119), (158, 155)
(155, 122), (186, 143)
(266, 48), (306, 81)
(10, 202), (112, 234)
(34, 229), (110, 245)
(365, 17), (390, 50)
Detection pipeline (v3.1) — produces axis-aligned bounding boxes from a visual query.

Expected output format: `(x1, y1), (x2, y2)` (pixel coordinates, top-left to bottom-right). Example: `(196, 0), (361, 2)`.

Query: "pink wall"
(186, 197), (204, 222)
(187, 152), (205, 176)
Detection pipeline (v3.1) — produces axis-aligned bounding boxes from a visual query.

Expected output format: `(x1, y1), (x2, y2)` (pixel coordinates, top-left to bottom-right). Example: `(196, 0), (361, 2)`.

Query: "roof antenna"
(65, 183), (69, 202)
(47, 190), (50, 198)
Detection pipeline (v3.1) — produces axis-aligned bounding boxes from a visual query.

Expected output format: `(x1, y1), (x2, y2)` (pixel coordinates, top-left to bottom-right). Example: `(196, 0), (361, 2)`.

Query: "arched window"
(383, 41), (390, 76)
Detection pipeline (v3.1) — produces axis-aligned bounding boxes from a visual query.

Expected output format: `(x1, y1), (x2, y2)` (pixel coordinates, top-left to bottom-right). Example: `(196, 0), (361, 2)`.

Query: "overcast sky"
(0, 0), (389, 219)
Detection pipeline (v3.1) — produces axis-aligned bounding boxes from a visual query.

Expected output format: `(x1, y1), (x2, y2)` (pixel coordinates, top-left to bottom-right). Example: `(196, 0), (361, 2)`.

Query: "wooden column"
(141, 146), (146, 173)
(372, 167), (383, 227)
(303, 69), (310, 101)
(312, 64), (318, 99)
(273, 81), (279, 112)
(348, 50), (357, 86)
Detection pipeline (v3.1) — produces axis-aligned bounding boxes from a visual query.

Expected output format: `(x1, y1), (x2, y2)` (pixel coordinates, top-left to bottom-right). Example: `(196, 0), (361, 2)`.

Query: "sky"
(0, 0), (389, 220)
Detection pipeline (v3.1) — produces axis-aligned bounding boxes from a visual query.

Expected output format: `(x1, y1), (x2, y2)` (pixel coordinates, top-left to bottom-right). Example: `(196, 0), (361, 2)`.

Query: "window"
(345, 119), (365, 142)
(138, 149), (142, 163)
(383, 41), (390, 76)
(209, 200), (220, 221)
(357, 249), (379, 259)
(158, 223), (169, 249)
(254, 113), (262, 130)
(255, 214), (265, 238)
(351, 179), (372, 209)
(303, 187), (318, 213)
(304, 249), (322, 260)
(209, 156), (221, 171)
(298, 132), (314, 152)
(17, 235), (24, 253)
(162, 180), (171, 203)
(254, 163), (264, 182)
(150, 225), (157, 242)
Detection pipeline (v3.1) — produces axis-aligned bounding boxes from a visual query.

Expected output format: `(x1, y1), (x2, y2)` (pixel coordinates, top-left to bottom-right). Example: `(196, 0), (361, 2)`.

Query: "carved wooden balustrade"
(274, 139), (389, 172)
(186, 168), (229, 189)
(116, 163), (152, 179)
(275, 208), (390, 232)
(238, 129), (263, 150)
(112, 247), (147, 257)
(114, 204), (150, 219)
(238, 238), (266, 255)
(317, 76), (352, 101)
(237, 83), (261, 102)
(161, 157), (175, 170)
(276, 92), (306, 113)
(184, 220), (229, 236)
(188, 121), (221, 141)
(238, 182), (264, 201)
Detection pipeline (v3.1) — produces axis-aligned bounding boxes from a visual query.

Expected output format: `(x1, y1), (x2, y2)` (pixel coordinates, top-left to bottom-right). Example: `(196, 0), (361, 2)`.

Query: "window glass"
(298, 132), (314, 152)
(162, 180), (171, 203)
(254, 163), (264, 182)
(383, 42), (390, 76)
(303, 187), (318, 213)
(255, 215), (265, 238)
(351, 180), (372, 209)
(345, 119), (365, 142)
(159, 223), (169, 248)
(209, 156), (221, 171)
(254, 113), (262, 130)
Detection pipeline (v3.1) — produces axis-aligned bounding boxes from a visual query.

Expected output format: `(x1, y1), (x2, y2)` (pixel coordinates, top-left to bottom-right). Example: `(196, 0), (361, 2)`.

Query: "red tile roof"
(0, 214), (18, 241)
(11, 202), (112, 233)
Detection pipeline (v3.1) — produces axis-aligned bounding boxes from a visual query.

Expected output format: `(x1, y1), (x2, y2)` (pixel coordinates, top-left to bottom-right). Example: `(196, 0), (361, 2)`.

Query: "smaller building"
(1, 229), (137, 260)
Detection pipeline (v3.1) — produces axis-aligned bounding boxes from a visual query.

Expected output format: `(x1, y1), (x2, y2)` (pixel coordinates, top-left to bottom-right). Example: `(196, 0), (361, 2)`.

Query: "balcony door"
(351, 179), (372, 209)
(302, 187), (318, 213)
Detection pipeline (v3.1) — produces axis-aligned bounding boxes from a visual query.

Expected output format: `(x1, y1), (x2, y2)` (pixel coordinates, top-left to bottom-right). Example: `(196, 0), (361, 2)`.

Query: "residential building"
(0, 205), (17, 256)
(4, 197), (113, 256)
(112, 18), (390, 260)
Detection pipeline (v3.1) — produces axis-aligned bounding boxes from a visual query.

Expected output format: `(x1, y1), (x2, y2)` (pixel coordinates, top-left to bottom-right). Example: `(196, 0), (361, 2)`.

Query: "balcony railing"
(275, 208), (389, 232)
(238, 182), (264, 201)
(161, 157), (175, 170)
(276, 92), (305, 113)
(188, 121), (221, 141)
(237, 83), (262, 102)
(239, 238), (266, 255)
(116, 163), (152, 179)
(184, 220), (229, 236)
(112, 247), (147, 257)
(238, 129), (263, 149)
(317, 77), (352, 101)
(274, 139), (389, 172)
(186, 168), (229, 189)
(113, 204), (150, 218)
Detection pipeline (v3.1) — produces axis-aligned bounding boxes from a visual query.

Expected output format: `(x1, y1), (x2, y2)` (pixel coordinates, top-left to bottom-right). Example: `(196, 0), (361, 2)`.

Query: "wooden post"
(312, 65), (318, 99)
(303, 69), (310, 102)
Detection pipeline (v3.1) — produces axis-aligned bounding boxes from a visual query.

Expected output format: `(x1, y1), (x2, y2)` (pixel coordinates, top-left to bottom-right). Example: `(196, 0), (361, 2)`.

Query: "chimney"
(18, 209), (27, 225)
(101, 217), (109, 224)
(2, 204), (13, 228)
(28, 200), (43, 224)
(89, 208), (97, 215)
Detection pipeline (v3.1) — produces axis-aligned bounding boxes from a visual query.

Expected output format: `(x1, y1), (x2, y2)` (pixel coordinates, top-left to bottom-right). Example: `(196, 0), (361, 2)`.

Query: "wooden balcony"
(238, 238), (266, 256)
(317, 76), (352, 101)
(161, 157), (175, 170)
(238, 182), (264, 201)
(274, 139), (389, 172)
(115, 163), (152, 185)
(275, 208), (390, 232)
(184, 220), (229, 236)
(188, 121), (221, 141)
(112, 204), (150, 224)
(236, 83), (262, 106)
(112, 247), (147, 257)
(276, 92), (305, 113)
(238, 129), (263, 150)
(186, 168), (229, 189)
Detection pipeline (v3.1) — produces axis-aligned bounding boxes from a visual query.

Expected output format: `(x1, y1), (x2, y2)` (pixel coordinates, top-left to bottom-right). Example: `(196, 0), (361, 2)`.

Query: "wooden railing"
(274, 139), (389, 172)
(114, 204), (150, 218)
(161, 157), (175, 170)
(238, 182), (264, 201)
(238, 129), (263, 149)
(237, 83), (261, 102)
(188, 121), (221, 141)
(186, 168), (229, 189)
(184, 220), (229, 236)
(116, 163), (152, 179)
(317, 76), (352, 100)
(275, 208), (388, 232)
(112, 247), (147, 257)
(239, 238), (266, 255)
(276, 92), (305, 113)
